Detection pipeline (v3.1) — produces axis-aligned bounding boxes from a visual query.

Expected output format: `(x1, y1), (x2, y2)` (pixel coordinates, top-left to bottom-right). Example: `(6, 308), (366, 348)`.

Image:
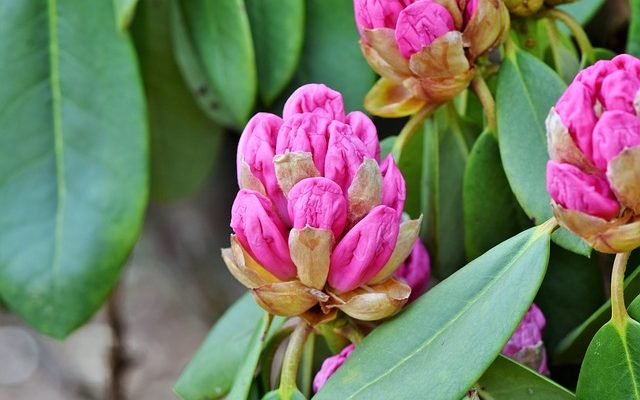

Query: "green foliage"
(629, 0), (640, 57)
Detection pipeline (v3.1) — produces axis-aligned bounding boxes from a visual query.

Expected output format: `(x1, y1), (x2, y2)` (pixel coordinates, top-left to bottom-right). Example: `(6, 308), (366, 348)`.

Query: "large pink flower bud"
(502, 304), (549, 375)
(313, 344), (355, 393)
(546, 55), (640, 253)
(356, 0), (509, 117)
(394, 239), (430, 302)
(224, 84), (417, 322)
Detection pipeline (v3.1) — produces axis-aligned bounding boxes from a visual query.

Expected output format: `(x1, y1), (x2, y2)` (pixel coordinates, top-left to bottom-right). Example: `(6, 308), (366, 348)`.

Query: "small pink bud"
(575, 59), (616, 95)
(546, 161), (620, 220)
(600, 70), (640, 114)
(345, 111), (381, 161)
(554, 81), (598, 159)
(379, 154), (406, 216)
(276, 113), (331, 174)
(328, 206), (400, 292)
(592, 110), (640, 171)
(230, 190), (296, 280)
(283, 84), (346, 122)
(464, 0), (479, 24)
(324, 121), (370, 193)
(502, 304), (549, 375)
(394, 239), (430, 302)
(313, 344), (355, 393)
(394, 0), (456, 59)
(288, 177), (348, 239)
(353, 0), (411, 39)
(612, 53), (640, 76)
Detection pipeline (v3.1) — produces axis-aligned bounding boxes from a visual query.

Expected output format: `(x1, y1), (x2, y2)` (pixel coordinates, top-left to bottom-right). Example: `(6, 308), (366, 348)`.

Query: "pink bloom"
(380, 155), (406, 216)
(600, 70), (640, 114)
(328, 206), (400, 292)
(502, 304), (549, 375)
(345, 111), (381, 162)
(394, 0), (456, 59)
(591, 110), (640, 172)
(276, 113), (331, 174)
(287, 177), (348, 238)
(394, 240), (430, 302)
(324, 121), (372, 193)
(313, 344), (355, 392)
(230, 190), (296, 280)
(546, 161), (620, 220)
(353, 0), (413, 39)
(554, 81), (598, 159)
(283, 84), (345, 122)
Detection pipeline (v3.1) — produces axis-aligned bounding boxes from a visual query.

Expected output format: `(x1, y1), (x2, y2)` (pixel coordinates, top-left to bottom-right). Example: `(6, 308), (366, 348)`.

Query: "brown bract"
(607, 146), (640, 215)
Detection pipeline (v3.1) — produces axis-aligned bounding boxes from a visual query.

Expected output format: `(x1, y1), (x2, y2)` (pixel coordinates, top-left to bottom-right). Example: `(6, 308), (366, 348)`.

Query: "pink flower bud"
(591, 110), (640, 171)
(379, 155), (406, 216)
(575, 59), (615, 95)
(230, 190), (296, 280)
(283, 84), (345, 122)
(394, 0), (456, 59)
(328, 206), (400, 292)
(612, 53), (640, 76)
(546, 161), (620, 220)
(394, 239), (430, 302)
(353, 0), (412, 38)
(345, 111), (381, 161)
(276, 113), (331, 174)
(554, 81), (598, 159)
(313, 344), (355, 393)
(324, 121), (370, 193)
(464, 0), (479, 24)
(600, 70), (640, 114)
(502, 304), (549, 375)
(236, 113), (289, 223)
(288, 177), (348, 239)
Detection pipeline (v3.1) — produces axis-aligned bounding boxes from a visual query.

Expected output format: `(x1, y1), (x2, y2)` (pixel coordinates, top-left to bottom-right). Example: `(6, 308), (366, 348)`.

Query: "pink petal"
(612, 53), (640, 76)
(328, 206), (400, 292)
(353, 0), (412, 39)
(600, 70), (640, 114)
(283, 84), (345, 122)
(502, 304), (549, 375)
(546, 161), (620, 220)
(288, 177), (348, 239)
(345, 111), (381, 161)
(276, 113), (331, 174)
(575, 59), (616, 95)
(313, 344), (355, 393)
(379, 154), (406, 217)
(230, 189), (296, 280)
(554, 81), (598, 160)
(394, 0), (456, 59)
(464, 0), (479, 25)
(394, 240), (431, 302)
(592, 110), (640, 171)
(324, 121), (370, 193)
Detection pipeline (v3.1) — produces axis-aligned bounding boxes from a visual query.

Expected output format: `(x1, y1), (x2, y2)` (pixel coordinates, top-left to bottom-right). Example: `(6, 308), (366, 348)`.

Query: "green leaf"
(630, 295), (640, 320)
(0, 0), (147, 338)
(422, 107), (472, 279)
(178, 0), (257, 126)
(379, 136), (396, 161)
(545, 21), (580, 84)
(463, 131), (524, 261)
(554, 264), (640, 365)
(315, 224), (552, 400)
(132, 0), (222, 201)
(169, 0), (237, 128)
(477, 355), (575, 399)
(559, 0), (605, 25)
(114, 0), (139, 30)
(535, 245), (604, 352)
(497, 48), (590, 257)
(175, 294), (283, 400)
(576, 318), (640, 399)
(289, 0), (375, 112)
(246, 0), (304, 106)
(398, 127), (424, 220)
(629, 0), (640, 57)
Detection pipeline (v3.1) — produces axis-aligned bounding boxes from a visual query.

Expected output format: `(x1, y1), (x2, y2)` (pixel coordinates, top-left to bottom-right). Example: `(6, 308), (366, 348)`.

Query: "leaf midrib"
(48, 0), (66, 295)
(344, 229), (544, 399)
(618, 321), (640, 399)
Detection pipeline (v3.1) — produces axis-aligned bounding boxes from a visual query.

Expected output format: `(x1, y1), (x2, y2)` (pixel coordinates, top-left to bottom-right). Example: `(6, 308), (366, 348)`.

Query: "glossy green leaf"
(463, 131), (523, 261)
(535, 245), (604, 352)
(169, 0), (237, 128)
(315, 224), (552, 400)
(576, 318), (640, 399)
(476, 355), (575, 399)
(559, 0), (605, 25)
(554, 265), (640, 364)
(630, 295), (640, 320)
(114, 0), (139, 30)
(175, 294), (283, 400)
(629, 0), (640, 57)
(0, 0), (147, 338)
(132, 0), (222, 201)
(422, 107), (472, 279)
(246, 0), (304, 106)
(497, 48), (590, 257)
(179, 0), (257, 126)
(545, 21), (579, 84)
(379, 136), (396, 161)
(289, 0), (375, 112)
(398, 126), (424, 219)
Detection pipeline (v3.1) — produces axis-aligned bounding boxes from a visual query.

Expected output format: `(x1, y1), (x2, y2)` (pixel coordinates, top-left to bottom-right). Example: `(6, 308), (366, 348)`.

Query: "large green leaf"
(422, 107), (472, 279)
(554, 265), (640, 364)
(246, 0), (304, 106)
(463, 131), (524, 261)
(629, 0), (640, 57)
(174, 294), (283, 400)
(179, 0), (257, 127)
(476, 355), (575, 399)
(288, 0), (375, 112)
(559, 0), (605, 25)
(497, 48), (590, 257)
(132, 0), (222, 201)
(398, 126), (424, 219)
(630, 295), (640, 320)
(0, 0), (147, 338)
(576, 317), (640, 399)
(114, 0), (139, 30)
(315, 224), (552, 400)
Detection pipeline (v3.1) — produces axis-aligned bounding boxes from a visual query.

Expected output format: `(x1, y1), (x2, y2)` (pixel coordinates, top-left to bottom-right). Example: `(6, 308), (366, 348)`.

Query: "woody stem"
(391, 104), (437, 161)
(471, 73), (497, 133)
(544, 9), (594, 65)
(280, 320), (313, 398)
(611, 252), (631, 327)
